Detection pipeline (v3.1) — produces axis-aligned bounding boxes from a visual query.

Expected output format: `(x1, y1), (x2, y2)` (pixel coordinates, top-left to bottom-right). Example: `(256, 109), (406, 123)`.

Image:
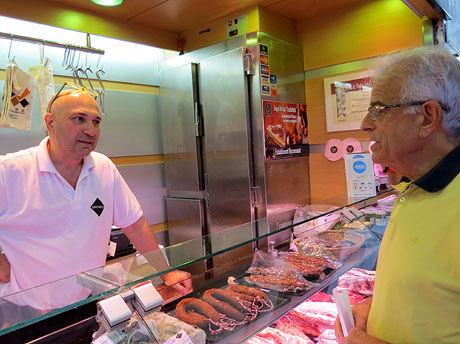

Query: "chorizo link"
(203, 289), (245, 321)
(175, 298), (220, 329)
(225, 285), (268, 301)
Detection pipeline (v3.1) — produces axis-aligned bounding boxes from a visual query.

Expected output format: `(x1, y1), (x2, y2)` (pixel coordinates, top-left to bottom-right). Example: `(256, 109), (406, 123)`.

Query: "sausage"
(175, 298), (220, 329)
(225, 285), (268, 301)
(245, 274), (311, 289)
(284, 253), (329, 268)
(203, 289), (245, 321)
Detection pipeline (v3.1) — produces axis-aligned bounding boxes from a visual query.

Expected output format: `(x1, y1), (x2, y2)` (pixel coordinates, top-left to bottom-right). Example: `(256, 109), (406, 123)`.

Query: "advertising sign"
(323, 69), (374, 132)
(263, 100), (309, 160)
(344, 153), (376, 197)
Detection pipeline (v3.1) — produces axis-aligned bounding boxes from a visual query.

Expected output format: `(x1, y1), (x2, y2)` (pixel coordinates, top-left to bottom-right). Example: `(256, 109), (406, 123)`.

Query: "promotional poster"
(263, 100), (309, 160)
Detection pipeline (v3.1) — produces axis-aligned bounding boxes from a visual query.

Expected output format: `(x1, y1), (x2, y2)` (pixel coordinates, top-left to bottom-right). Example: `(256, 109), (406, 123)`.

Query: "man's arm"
(0, 253), (10, 283)
(121, 217), (192, 294)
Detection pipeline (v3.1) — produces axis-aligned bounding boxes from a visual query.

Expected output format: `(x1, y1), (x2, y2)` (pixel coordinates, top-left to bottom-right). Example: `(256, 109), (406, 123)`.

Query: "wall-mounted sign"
(323, 69), (374, 132)
(263, 100), (309, 160)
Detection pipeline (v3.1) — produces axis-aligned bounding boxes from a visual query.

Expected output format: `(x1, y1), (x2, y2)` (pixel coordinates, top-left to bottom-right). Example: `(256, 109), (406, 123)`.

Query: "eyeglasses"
(367, 101), (450, 121)
(47, 81), (104, 116)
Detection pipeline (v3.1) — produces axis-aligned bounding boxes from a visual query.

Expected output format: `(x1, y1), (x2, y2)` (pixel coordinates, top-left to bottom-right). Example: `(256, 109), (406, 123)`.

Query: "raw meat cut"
(276, 302), (338, 337)
(247, 326), (314, 344)
(336, 268), (375, 296)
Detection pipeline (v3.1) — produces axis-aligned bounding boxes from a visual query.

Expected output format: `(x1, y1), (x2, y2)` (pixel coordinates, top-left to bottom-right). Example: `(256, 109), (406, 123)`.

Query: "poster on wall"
(263, 100), (309, 160)
(323, 69), (374, 132)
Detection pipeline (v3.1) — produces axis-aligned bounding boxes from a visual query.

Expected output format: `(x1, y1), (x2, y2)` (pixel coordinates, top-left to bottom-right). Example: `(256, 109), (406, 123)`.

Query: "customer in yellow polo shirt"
(335, 46), (460, 343)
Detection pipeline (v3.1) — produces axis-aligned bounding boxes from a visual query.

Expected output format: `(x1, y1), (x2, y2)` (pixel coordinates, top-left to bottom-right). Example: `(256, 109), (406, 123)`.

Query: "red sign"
(263, 100), (309, 160)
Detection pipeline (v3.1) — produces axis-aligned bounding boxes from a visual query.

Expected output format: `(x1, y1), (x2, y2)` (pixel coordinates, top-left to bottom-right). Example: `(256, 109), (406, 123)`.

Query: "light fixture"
(90, 0), (123, 7)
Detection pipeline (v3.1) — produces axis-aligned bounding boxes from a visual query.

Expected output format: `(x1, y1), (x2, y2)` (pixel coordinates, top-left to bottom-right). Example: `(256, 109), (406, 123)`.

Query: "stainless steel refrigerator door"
(199, 47), (254, 234)
(165, 197), (206, 275)
(165, 198), (205, 249)
(159, 63), (202, 193)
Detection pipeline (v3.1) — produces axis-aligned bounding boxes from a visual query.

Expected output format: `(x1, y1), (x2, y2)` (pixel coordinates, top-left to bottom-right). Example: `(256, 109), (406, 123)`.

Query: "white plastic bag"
(29, 57), (55, 129)
(1, 60), (34, 131)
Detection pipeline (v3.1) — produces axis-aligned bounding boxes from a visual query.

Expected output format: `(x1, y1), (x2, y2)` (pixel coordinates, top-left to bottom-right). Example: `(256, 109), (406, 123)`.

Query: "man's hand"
(0, 253), (10, 283)
(335, 296), (372, 343)
(342, 328), (389, 344)
(161, 270), (192, 295)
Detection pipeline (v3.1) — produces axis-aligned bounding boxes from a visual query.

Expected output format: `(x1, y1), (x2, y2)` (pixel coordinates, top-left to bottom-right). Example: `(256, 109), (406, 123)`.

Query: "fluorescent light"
(90, 0), (123, 6)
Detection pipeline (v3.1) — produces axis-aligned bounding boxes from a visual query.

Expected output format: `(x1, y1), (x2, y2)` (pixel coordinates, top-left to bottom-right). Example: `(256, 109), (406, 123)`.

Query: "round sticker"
(324, 139), (344, 161)
(343, 137), (362, 154)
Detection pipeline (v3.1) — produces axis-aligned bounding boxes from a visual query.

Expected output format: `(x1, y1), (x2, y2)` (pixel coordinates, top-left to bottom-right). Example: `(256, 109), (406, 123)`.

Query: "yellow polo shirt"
(367, 145), (460, 344)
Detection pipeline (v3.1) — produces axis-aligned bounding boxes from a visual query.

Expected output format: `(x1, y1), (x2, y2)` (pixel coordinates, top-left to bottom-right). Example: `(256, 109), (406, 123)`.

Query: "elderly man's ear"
(418, 101), (444, 139)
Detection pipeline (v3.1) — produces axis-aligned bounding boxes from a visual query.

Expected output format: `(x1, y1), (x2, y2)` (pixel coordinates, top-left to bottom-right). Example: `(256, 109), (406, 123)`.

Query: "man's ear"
(44, 113), (55, 132)
(418, 101), (443, 139)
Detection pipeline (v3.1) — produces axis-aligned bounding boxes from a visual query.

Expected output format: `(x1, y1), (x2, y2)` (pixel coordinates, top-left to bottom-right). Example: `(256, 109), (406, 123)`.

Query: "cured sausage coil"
(202, 289), (245, 321)
(175, 298), (221, 329)
(226, 285), (268, 301)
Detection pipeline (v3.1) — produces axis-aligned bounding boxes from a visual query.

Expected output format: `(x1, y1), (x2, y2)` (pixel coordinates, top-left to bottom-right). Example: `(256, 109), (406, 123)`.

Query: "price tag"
(163, 330), (194, 344)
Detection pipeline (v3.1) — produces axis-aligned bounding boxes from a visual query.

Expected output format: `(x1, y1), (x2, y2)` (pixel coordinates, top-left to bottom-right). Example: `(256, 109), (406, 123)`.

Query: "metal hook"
(95, 54), (102, 70)
(40, 41), (45, 65)
(76, 50), (82, 69)
(95, 68), (106, 116)
(64, 45), (75, 71)
(62, 45), (69, 68)
(74, 68), (86, 87)
(8, 34), (13, 60)
(81, 68), (95, 91)
(70, 47), (77, 70)
(95, 69), (105, 91)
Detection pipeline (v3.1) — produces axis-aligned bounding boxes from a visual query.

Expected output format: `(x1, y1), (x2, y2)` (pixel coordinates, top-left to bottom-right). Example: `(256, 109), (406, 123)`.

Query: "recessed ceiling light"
(90, 0), (123, 7)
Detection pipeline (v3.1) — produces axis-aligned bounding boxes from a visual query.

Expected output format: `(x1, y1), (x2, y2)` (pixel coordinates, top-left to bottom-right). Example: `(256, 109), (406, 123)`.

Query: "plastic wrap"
(244, 250), (314, 293)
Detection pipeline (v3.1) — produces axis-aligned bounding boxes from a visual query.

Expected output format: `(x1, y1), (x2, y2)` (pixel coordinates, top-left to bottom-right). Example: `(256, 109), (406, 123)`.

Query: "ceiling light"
(90, 0), (123, 7)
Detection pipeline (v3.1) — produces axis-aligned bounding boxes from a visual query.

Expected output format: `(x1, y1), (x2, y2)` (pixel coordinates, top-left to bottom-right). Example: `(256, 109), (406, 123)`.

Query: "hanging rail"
(0, 31), (104, 55)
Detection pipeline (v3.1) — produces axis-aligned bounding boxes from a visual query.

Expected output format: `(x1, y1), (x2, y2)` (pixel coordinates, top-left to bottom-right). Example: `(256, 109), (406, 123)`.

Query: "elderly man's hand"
(0, 253), (10, 283)
(335, 297), (372, 343)
(161, 270), (192, 295)
(342, 328), (389, 344)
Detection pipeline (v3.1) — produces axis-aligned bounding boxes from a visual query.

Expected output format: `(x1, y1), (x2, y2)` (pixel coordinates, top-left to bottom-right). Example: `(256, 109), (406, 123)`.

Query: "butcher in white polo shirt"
(0, 88), (192, 308)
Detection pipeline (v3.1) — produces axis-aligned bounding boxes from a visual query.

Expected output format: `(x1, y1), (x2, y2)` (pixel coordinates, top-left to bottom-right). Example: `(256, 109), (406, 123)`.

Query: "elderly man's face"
(361, 77), (421, 170)
(48, 92), (102, 160)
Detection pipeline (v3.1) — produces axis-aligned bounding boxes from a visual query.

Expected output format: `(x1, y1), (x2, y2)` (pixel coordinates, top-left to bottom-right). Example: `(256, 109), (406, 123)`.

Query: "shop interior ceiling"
(34, 0), (434, 33)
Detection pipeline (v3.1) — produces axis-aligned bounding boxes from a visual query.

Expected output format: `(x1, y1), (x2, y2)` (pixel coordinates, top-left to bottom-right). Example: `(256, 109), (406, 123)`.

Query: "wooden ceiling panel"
(47, 0), (166, 21)
(127, 0), (260, 32)
(264, 0), (372, 20)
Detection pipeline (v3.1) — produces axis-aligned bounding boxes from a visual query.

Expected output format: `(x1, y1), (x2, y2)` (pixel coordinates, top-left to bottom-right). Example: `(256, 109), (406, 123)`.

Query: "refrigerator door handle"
(194, 101), (200, 137)
(244, 53), (255, 76)
(251, 186), (263, 208)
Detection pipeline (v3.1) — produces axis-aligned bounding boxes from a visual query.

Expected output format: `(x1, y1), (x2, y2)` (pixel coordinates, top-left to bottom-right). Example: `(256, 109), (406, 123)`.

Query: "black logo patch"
(91, 198), (104, 216)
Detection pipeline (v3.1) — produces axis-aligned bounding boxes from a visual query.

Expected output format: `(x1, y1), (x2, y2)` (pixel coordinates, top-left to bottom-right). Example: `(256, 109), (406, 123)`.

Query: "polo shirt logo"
(91, 198), (104, 216)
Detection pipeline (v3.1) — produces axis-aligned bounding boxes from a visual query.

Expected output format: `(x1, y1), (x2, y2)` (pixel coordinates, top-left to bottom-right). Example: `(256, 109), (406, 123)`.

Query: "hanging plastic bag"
(29, 56), (55, 129)
(0, 60), (13, 127)
(1, 60), (34, 131)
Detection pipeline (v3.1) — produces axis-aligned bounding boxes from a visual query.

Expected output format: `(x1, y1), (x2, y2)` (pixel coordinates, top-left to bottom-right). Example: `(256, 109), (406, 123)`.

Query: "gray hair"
(374, 45), (460, 139)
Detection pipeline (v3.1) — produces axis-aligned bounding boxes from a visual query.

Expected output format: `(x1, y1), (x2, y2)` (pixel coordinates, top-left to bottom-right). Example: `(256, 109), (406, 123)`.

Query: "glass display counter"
(0, 191), (396, 342)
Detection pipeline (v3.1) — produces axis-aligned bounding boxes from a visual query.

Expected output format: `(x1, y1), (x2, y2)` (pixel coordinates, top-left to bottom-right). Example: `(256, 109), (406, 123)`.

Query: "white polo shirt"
(0, 137), (142, 304)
